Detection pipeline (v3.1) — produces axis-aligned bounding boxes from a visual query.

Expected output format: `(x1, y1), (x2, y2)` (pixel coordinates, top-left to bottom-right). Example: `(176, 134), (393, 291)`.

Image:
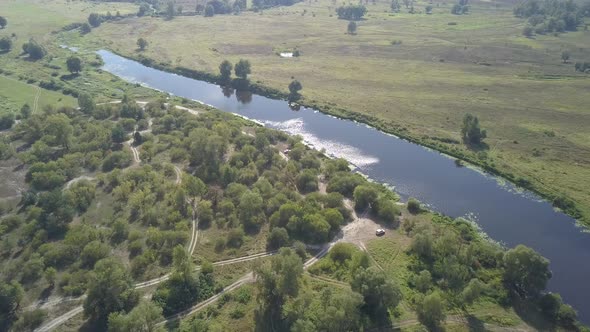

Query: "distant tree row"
(516, 0), (588, 35)
(451, 0), (469, 15)
(574, 62), (590, 73)
(252, 0), (302, 10)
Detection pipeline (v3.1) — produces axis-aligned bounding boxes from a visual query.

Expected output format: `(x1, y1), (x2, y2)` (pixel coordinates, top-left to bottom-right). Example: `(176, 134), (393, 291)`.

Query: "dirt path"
(126, 140), (141, 164)
(156, 248), (328, 325)
(33, 86), (41, 114)
(175, 105), (200, 116)
(36, 192), (382, 331)
(64, 175), (95, 190)
(340, 199), (384, 246)
(174, 165), (182, 185)
(34, 250), (279, 331)
(306, 273), (349, 288)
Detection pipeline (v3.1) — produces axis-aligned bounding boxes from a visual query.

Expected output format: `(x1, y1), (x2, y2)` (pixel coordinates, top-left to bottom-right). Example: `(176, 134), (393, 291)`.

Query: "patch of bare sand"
(340, 199), (397, 246)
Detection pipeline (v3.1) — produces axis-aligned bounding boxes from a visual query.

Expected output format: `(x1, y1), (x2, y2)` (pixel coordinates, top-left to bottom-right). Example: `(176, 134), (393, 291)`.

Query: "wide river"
(98, 50), (589, 322)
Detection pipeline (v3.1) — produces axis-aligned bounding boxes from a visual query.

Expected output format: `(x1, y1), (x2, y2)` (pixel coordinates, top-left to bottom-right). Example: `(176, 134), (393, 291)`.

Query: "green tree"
(0, 16), (6, 29)
(44, 267), (57, 286)
(336, 5), (367, 20)
(182, 174), (207, 198)
(81, 240), (110, 268)
(561, 50), (570, 63)
(523, 25), (534, 37)
(267, 227), (290, 249)
(0, 281), (23, 330)
(80, 23), (92, 34)
(539, 293), (562, 320)
(376, 198), (400, 223)
(0, 36), (11, 51)
(111, 124), (127, 144)
(44, 114), (73, 150)
(138, 3), (152, 16)
(407, 197), (421, 214)
(414, 270), (432, 293)
(461, 113), (487, 145)
(557, 304), (578, 328)
(503, 245), (551, 297)
(219, 60), (233, 83)
(461, 278), (485, 305)
(78, 93), (95, 115)
(66, 56), (82, 74)
(239, 190), (264, 228)
(0, 113), (15, 130)
(254, 248), (303, 330)
(411, 232), (433, 258)
(288, 79), (303, 101)
(350, 266), (402, 316)
(347, 20), (357, 34)
(137, 37), (148, 51)
(417, 291), (446, 329)
(108, 300), (165, 332)
(234, 59), (251, 80)
(296, 169), (317, 193)
(83, 258), (138, 326)
(391, 0), (401, 12)
(166, 1), (176, 19)
(153, 245), (206, 315)
(22, 39), (46, 60)
(353, 184), (379, 211)
(20, 103), (32, 119)
(205, 4), (215, 17)
(88, 13), (102, 27)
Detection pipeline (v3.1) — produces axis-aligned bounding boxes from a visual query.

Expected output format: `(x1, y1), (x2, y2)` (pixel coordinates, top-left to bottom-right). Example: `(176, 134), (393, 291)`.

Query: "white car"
(375, 229), (385, 236)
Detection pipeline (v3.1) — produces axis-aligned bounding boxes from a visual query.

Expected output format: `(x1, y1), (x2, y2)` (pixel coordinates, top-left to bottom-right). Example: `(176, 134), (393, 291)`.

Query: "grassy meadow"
(55, 0), (590, 223)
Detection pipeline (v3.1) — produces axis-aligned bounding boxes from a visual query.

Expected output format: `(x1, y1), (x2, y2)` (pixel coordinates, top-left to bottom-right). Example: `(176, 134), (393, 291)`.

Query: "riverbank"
(74, 1), (590, 230)
(106, 50), (587, 227)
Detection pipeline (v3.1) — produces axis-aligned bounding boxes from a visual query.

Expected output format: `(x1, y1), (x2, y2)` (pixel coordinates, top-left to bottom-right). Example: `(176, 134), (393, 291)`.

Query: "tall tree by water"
(234, 59), (251, 80)
(461, 113), (487, 145)
(219, 60), (233, 83)
(503, 245), (551, 297)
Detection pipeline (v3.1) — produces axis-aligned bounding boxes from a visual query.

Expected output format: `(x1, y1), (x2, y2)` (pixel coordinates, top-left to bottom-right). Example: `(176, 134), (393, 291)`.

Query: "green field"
(54, 0), (590, 223)
(0, 75), (76, 114)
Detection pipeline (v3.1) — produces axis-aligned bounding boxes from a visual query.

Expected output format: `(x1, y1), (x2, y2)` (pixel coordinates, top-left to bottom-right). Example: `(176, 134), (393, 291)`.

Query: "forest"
(0, 95), (583, 331)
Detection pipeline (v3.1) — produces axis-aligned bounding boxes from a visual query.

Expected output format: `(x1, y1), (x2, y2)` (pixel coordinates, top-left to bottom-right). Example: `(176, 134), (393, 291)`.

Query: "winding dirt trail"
(34, 250), (279, 331)
(33, 86), (41, 114)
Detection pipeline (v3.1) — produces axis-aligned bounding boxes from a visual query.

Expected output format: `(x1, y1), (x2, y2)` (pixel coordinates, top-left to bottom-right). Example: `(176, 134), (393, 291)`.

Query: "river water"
(98, 50), (590, 322)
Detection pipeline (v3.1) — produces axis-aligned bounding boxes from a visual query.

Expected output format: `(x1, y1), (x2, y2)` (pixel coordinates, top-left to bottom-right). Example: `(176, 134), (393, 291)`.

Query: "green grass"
(56, 0), (590, 224)
(194, 223), (270, 262)
(365, 231), (540, 330)
(0, 75), (76, 114)
(0, 0), (160, 109)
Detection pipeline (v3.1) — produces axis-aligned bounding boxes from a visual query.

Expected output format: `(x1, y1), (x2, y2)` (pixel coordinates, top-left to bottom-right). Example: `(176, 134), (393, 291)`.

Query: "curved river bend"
(98, 50), (590, 322)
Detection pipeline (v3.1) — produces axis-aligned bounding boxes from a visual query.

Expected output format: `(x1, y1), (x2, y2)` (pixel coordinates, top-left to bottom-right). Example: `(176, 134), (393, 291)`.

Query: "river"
(98, 50), (590, 322)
